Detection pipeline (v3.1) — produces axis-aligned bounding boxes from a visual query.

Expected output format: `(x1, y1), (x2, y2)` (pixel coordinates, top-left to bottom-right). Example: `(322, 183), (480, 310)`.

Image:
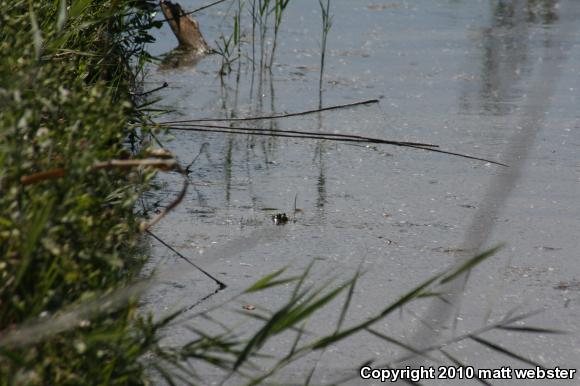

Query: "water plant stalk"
(318, 0), (332, 108)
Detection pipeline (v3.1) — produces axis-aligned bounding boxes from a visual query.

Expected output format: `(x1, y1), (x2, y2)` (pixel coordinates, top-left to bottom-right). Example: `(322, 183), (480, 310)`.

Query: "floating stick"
(157, 99), (381, 124)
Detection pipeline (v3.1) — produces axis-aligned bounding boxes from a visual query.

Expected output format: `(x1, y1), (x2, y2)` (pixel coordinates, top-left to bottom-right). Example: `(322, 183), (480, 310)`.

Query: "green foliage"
(0, 0), (160, 384)
(0, 2), (559, 385)
(215, 0), (293, 75)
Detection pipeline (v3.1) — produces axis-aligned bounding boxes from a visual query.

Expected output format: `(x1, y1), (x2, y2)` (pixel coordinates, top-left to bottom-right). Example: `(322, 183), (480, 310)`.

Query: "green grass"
(215, 0), (293, 75)
(0, 1), (560, 385)
(0, 1), (161, 384)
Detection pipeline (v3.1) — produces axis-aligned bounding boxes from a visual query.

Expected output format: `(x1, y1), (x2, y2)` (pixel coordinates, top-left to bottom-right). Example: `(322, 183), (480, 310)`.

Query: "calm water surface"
(142, 1), (580, 384)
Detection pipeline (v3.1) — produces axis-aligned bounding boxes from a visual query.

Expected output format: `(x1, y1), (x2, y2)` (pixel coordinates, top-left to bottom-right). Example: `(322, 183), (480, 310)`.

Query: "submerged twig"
(147, 230), (227, 289)
(185, 142), (210, 173)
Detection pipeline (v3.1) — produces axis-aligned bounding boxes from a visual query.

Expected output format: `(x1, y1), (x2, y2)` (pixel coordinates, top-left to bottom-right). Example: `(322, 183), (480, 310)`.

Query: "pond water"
(142, 1), (580, 384)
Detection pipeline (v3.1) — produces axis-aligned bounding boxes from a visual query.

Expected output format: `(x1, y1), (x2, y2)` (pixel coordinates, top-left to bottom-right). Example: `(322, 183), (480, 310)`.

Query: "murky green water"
(143, 1), (580, 384)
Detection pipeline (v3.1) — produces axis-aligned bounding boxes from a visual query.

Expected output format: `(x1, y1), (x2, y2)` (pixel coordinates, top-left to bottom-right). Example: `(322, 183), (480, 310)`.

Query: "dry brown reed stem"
(19, 157), (188, 231)
(157, 99), (381, 124)
(20, 159), (177, 186)
(154, 97), (505, 165)
(146, 230), (227, 288)
(19, 168), (67, 185)
(93, 159), (176, 171)
(163, 124), (507, 166)
(141, 166), (188, 231)
(161, 122), (439, 148)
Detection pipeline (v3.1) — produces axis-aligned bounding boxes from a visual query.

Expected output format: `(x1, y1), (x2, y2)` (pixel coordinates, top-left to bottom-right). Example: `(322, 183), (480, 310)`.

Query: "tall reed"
(318, 0), (332, 107)
(269, 0), (291, 68)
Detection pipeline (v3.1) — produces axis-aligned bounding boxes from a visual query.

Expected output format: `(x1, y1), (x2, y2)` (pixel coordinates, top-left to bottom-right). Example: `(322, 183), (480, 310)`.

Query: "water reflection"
(314, 115), (327, 212)
(146, 1), (580, 381)
(152, 0), (335, 218)
(524, 0), (558, 24)
(460, 0), (559, 116)
(158, 49), (206, 71)
(209, 70), (285, 208)
(407, 0), (571, 370)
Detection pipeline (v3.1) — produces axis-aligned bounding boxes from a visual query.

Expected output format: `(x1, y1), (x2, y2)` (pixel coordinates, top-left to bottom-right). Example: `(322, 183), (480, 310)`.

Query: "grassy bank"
(0, 1), (161, 384)
(1, 1), (546, 385)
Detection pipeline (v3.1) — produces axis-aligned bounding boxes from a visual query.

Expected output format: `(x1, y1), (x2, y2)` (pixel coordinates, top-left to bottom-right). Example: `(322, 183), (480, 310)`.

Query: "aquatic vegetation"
(0, 0), (163, 384)
(318, 0), (332, 106)
(0, 0), (564, 384)
(207, 0), (294, 75)
(270, 0), (291, 68)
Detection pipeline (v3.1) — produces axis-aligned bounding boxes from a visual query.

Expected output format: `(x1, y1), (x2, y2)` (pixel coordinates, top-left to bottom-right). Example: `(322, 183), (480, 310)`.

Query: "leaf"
(15, 198), (54, 287)
(57, 0), (67, 31)
(312, 273), (441, 350)
(366, 328), (436, 362)
(234, 277), (349, 370)
(440, 245), (503, 284)
(244, 267), (288, 293)
(28, 1), (43, 59)
(336, 266), (361, 332)
(285, 323), (306, 360)
(276, 281), (349, 334)
(69, 0), (92, 18)
(234, 289), (307, 369)
(497, 325), (566, 335)
(291, 260), (315, 301)
(470, 336), (542, 368)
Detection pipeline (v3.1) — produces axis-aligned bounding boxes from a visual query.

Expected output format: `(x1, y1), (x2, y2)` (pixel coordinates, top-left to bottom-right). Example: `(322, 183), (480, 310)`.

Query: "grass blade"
(470, 336), (543, 368)
(440, 245), (503, 285)
(336, 266), (361, 332)
(28, 1), (42, 59)
(69, 0), (92, 18)
(57, 0), (67, 31)
(312, 273), (441, 349)
(366, 328), (436, 362)
(496, 325), (566, 335)
(244, 267), (289, 293)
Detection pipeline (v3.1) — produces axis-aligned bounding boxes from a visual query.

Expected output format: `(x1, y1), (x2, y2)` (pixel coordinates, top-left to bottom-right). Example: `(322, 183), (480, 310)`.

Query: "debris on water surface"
(243, 304), (256, 311)
(272, 213), (289, 225)
(554, 281), (580, 291)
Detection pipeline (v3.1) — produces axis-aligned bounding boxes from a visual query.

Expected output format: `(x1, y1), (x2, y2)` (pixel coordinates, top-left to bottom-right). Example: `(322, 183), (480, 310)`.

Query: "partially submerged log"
(159, 0), (210, 54)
